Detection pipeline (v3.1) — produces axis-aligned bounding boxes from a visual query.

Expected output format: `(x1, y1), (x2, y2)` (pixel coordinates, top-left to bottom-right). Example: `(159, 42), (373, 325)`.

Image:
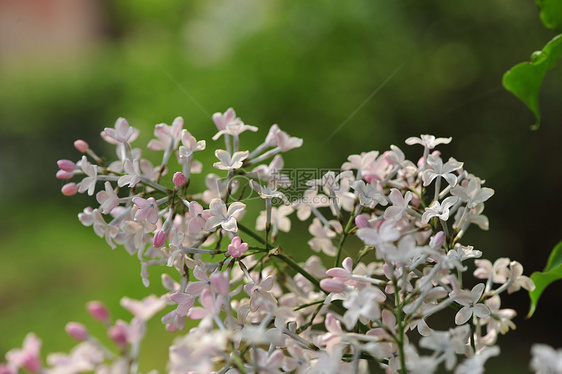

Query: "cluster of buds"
(3, 110), (540, 373)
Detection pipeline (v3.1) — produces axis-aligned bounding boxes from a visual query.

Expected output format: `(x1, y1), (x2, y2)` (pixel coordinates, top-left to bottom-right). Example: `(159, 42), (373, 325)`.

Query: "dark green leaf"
(528, 241), (562, 317)
(538, 0), (562, 32)
(502, 34), (562, 129)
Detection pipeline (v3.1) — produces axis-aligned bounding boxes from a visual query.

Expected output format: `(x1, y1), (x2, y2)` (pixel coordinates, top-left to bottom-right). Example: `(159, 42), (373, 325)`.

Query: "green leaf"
(528, 241), (562, 317)
(538, 0), (562, 32)
(502, 34), (562, 130)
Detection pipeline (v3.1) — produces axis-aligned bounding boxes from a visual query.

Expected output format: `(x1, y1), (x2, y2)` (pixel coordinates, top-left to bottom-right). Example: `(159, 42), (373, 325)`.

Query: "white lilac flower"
(120, 295), (165, 321)
(147, 116), (184, 151)
(78, 156), (98, 196)
(422, 155), (463, 187)
(213, 149), (249, 170)
(178, 129), (206, 158)
(96, 181), (119, 214)
(118, 159), (142, 188)
(101, 117), (139, 144)
(450, 283), (490, 325)
(455, 346), (500, 374)
(419, 325), (470, 370)
(384, 188), (413, 221)
(451, 177), (494, 209)
(249, 180), (289, 204)
(421, 196), (459, 224)
(530, 344), (562, 374)
(341, 151), (379, 171)
(204, 198), (246, 233)
(212, 119), (258, 140)
(307, 218), (338, 256)
(342, 286), (384, 329)
(506, 260), (535, 294)
(91, 209), (119, 249)
(405, 134), (452, 149)
(256, 205), (293, 233)
(350, 180), (388, 208)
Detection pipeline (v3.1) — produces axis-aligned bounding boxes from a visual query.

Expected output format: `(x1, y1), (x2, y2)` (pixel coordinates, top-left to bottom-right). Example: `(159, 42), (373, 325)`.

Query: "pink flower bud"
(108, 322), (128, 345)
(172, 172), (186, 187)
(320, 278), (346, 293)
(56, 170), (74, 179)
(153, 230), (167, 248)
(429, 231), (446, 249)
(74, 140), (89, 153)
(65, 322), (88, 341)
(354, 215), (370, 229)
(61, 183), (78, 196)
(87, 301), (110, 322)
(57, 159), (76, 172)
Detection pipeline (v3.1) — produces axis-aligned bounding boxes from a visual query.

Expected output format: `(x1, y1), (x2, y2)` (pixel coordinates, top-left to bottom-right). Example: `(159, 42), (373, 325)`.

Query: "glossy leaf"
(538, 0), (562, 32)
(502, 34), (562, 130)
(528, 241), (562, 317)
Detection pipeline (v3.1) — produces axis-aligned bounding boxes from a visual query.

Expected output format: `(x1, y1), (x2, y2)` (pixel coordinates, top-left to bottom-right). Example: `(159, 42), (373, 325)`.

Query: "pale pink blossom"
(96, 181), (120, 214)
(147, 117), (184, 151)
(101, 117), (139, 144)
(132, 196), (159, 224)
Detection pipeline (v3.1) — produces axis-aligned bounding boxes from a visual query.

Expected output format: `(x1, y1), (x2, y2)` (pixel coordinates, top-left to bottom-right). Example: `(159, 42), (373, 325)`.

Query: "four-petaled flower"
(132, 197), (159, 224)
(213, 150), (249, 170)
(101, 117), (139, 144)
(384, 188), (412, 221)
(421, 196), (459, 224)
(178, 129), (206, 159)
(204, 198), (246, 232)
(422, 155), (463, 187)
(450, 283), (490, 325)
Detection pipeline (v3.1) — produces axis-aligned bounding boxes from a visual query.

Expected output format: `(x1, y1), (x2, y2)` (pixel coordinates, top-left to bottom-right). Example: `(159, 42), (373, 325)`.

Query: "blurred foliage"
(1, 0), (562, 372)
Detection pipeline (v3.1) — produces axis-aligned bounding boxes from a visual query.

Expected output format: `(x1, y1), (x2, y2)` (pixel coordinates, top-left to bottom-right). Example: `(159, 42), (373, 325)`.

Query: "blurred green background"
(1, 0), (562, 372)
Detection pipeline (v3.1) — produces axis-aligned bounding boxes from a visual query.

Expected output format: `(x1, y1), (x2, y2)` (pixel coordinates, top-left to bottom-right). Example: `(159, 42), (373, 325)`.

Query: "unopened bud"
(87, 300), (110, 322)
(320, 278), (346, 293)
(172, 172), (186, 187)
(57, 159), (76, 172)
(108, 322), (128, 345)
(153, 230), (167, 248)
(354, 215), (370, 229)
(74, 140), (89, 153)
(429, 231), (446, 249)
(61, 183), (78, 196)
(65, 322), (88, 341)
(56, 170), (74, 180)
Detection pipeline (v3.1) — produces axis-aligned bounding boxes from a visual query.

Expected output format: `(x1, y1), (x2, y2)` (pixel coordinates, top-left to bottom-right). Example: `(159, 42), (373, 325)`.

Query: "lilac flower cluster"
(2, 110), (547, 373)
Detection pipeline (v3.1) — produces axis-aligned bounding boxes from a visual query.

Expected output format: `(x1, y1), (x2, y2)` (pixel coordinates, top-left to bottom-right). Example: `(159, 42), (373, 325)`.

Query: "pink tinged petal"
(87, 301), (110, 322)
(153, 230), (167, 248)
(61, 183), (78, 196)
(455, 306), (473, 325)
(355, 215), (370, 228)
(473, 303), (491, 319)
(74, 139), (89, 152)
(320, 278), (346, 293)
(210, 272), (230, 295)
(57, 159), (76, 172)
(185, 282), (207, 296)
(326, 268), (351, 278)
(172, 172), (185, 186)
(261, 276), (275, 291)
(56, 170), (74, 179)
(65, 322), (88, 341)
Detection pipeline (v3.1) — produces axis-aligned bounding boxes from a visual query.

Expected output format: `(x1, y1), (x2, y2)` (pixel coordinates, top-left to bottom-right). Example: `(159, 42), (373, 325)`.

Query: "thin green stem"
(334, 206), (357, 267)
(238, 223), (266, 245)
